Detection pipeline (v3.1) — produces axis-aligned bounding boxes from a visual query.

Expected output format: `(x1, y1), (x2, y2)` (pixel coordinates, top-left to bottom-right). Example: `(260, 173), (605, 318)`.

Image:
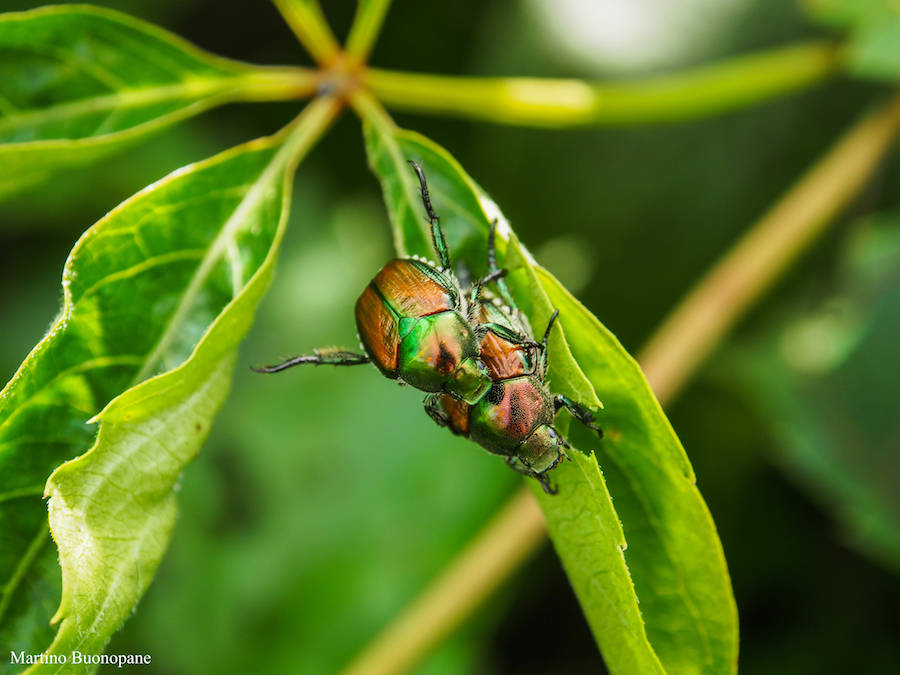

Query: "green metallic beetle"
(253, 161), (536, 405)
(254, 162), (601, 492)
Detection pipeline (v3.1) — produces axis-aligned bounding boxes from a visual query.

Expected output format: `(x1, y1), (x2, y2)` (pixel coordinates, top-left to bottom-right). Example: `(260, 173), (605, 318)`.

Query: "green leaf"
(804, 0), (900, 81)
(725, 212), (900, 573)
(0, 97), (337, 669)
(535, 269), (738, 674)
(358, 98), (737, 674)
(0, 5), (313, 199)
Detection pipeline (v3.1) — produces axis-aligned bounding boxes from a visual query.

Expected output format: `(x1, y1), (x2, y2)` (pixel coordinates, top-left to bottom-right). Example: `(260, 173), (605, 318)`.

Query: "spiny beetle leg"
(423, 393), (449, 428)
(487, 218), (500, 276)
(554, 394), (603, 438)
(487, 218), (519, 311)
(251, 349), (369, 373)
(408, 160), (451, 271)
(505, 456), (558, 495)
(535, 472), (558, 495)
(552, 426), (571, 450)
(542, 310), (560, 349)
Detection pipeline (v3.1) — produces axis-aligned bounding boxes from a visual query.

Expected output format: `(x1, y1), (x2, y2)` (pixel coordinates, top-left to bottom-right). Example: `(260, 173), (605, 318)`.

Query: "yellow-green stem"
(365, 41), (841, 127)
(345, 0), (394, 64)
(640, 91), (900, 402)
(349, 89), (397, 134)
(236, 67), (319, 102)
(341, 90), (900, 675)
(273, 0), (341, 65)
(341, 491), (545, 675)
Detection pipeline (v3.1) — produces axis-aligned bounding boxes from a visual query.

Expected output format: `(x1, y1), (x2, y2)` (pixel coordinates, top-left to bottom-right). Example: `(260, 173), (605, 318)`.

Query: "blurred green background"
(1, 0), (899, 672)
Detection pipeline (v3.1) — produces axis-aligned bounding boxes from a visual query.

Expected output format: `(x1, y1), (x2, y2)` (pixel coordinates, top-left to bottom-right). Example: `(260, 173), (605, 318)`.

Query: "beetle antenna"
(542, 309), (560, 349)
(408, 160), (451, 270)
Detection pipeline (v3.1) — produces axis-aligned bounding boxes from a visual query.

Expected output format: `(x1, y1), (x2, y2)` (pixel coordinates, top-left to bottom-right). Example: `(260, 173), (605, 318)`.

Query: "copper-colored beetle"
(255, 161), (601, 493)
(253, 161), (510, 405)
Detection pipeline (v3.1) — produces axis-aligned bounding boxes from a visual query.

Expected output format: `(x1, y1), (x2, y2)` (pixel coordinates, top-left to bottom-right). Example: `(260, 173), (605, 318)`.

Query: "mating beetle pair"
(254, 162), (601, 493)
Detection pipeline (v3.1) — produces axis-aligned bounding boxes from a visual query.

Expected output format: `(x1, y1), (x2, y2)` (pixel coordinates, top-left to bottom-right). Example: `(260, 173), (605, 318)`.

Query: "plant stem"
(237, 67), (319, 101)
(340, 90), (900, 675)
(341, 490), (546, 675)
(364, 41), (841, 127)
(640, 90), (900, 402)
(280, 94), (345, 171)
(345, 0), (394, 64)
(348, 89), (397, 134)
(272, 0), (341, 65)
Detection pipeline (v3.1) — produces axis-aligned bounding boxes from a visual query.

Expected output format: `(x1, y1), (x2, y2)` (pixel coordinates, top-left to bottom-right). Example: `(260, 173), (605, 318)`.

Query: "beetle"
(423, 223), (602, 494)
(254, 161), (601, 492)
(253, 161), (525, 404)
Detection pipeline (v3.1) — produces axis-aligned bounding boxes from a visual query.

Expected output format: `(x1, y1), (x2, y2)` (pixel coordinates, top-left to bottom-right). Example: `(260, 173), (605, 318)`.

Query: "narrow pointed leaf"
(358, 103), (737, 674)
(0, 5), (314, 199)
(0, 98), (337, 668)
(536, 268), (738, 674)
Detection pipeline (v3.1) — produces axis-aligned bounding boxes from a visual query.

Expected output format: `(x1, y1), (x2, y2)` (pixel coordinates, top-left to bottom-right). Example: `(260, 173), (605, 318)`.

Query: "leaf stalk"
(273, 0), (341, 65)
(363, 41), (842, 127)
(345, 0), (394, 64)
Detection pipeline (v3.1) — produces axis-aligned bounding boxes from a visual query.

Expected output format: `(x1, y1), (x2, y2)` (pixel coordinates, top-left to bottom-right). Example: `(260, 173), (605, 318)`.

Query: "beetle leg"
(251, 348), (369, 373)
(505, 457), (558, 495)
(535, 472), (558, 495)
(423, 393), (449, 428)
(551, 426), (571, 451)
(554, 394), (603, 438)
(469, 268), (507, 304)
(408, 160), (452, 271)
(542, 310), (560, 349)
(486, 219), (520, 312)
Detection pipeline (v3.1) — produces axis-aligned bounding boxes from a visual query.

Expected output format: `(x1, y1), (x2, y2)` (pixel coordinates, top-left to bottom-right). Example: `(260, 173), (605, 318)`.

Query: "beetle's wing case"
(479, 327), (535, 380)
(473, 299), (537, 379)
(375, 259), (458, 317)
(355, 285), (400, 377)
(355, 258), (466, 380)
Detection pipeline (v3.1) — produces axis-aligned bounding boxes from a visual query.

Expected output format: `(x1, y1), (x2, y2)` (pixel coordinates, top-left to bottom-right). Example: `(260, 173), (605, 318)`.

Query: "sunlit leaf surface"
(0, 5), (311, 199)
